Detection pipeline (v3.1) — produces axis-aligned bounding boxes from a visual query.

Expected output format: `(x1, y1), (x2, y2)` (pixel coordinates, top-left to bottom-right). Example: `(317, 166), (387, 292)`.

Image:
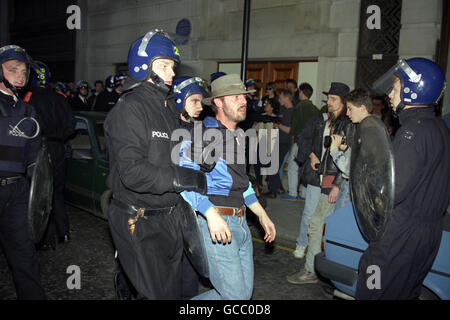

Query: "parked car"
(315, 202), (450, 300)
(65, 112), (111, 220)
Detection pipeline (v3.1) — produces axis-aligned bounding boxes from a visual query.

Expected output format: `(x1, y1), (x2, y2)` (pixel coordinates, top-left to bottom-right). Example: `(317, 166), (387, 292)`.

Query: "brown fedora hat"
(203, 74), (256, 105)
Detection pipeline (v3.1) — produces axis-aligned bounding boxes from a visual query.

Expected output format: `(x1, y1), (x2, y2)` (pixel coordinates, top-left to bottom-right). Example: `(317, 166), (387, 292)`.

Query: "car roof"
(74, 111), (107, 121)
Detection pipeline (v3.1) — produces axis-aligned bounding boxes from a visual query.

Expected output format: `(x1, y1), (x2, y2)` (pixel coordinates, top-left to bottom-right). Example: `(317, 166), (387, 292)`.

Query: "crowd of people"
(40, 72), (128, 113)
(0, 26), (449, 302)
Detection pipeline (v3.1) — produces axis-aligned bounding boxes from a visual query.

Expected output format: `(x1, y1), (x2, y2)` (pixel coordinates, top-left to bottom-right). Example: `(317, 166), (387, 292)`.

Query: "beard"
(223, 104), (247, 123)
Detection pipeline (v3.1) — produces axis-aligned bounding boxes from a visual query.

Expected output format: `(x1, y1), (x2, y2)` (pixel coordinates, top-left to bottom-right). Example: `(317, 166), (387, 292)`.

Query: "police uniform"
(27, 86), (76, 246)
(93, 89), (120, 112)
(0, 90), (46, 299)
(356, 108), (450, 299)
(105, 81), (198, 299)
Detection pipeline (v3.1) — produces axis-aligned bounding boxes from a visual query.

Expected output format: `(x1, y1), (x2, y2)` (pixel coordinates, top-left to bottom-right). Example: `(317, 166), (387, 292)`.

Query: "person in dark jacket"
(27, 61), (76, 250)
(287, 82), (351, 282)
(104, 29), (207, 300)
(94, 74), (126, 112)
(69, 80), (91, 111)
(0, 45), (45, 299)
(356, 58), (450, 300)
(87, 80), (103, 108)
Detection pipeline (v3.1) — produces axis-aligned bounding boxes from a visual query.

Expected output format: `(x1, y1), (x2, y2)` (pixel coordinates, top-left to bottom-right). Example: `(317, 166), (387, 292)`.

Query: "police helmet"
(210, 72), (226, 83)
(105, 75), (116, 89)
(373, 58), (446, 113)
(173, 76), (209, 112)
(54, 82), (67, 93)
(114, 72), (127, 88)
(245, 78), (257, 89)
(76, 80), (90, 91)
(125, 29), (180, 89)
(30, 61), (51, 87)
(0, 45), (32, 90)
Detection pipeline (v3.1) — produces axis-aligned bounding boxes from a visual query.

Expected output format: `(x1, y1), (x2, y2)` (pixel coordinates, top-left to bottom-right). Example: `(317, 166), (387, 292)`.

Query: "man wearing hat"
(179, 74), (276, 299)
(288, 82), (351, 284)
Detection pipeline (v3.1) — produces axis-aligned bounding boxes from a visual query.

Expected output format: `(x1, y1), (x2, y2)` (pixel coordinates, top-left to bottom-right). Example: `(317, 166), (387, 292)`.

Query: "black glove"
(190, 137), (219, 173)
(172, 166), (207, 195)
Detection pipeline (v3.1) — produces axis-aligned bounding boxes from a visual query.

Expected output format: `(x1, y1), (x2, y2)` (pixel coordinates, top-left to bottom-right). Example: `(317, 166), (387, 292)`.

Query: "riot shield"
(350, 116), (395, 242)
(176, 199), (209, 278)
(28, 143), (53, 243)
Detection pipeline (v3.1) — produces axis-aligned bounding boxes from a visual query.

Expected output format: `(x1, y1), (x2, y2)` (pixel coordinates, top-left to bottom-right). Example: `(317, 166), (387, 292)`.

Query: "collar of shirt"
(398, 106), (435, 125)
(0, 88), (18, 103)
(78, 95), (87, 103)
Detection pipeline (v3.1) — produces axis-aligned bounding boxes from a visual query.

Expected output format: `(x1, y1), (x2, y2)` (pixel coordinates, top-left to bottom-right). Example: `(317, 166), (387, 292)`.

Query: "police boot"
(114, 271), (133, 300)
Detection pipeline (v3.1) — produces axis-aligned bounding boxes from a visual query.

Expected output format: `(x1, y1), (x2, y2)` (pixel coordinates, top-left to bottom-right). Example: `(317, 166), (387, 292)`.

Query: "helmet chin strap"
(394, 101), (406, 116)
(181, 108), (193, 122)
(2, 77), (24, 101)
(149, 71), (170, 91)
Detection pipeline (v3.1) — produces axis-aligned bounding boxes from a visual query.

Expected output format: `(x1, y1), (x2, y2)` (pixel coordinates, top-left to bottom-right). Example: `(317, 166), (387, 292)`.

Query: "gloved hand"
(172, 166), (207, 195)
(190, 138), (219, 173)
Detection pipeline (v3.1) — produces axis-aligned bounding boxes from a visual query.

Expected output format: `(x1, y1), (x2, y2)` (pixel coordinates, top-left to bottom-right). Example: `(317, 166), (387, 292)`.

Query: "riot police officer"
(69, 80), (91, 111)
(94, 74), (122, 112)
(104, 29), (207, 299)
(27, 61), (76, 250)
(356, 58), (450, 299)
(54, 82), (68, 98)
(0, 45), (46, 299)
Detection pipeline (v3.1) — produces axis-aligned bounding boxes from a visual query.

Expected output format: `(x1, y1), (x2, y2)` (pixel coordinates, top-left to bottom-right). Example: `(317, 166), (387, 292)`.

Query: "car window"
(94, 121), (107, 159)
(70, 119), (92, 151)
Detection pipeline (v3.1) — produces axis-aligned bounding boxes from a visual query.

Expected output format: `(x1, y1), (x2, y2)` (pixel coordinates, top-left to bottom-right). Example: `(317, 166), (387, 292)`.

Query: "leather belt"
(0, 175), (23, 186)
(215, 206), (246, 217)
(111, 198), (175, 217)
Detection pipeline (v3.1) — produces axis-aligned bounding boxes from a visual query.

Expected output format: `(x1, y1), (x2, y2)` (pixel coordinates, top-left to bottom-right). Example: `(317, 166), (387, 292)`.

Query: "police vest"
(0, 97), (39, 174)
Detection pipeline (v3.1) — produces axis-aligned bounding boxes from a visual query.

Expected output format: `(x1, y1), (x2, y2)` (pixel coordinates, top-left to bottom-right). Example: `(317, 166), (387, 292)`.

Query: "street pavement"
(0, 170), (331, 301)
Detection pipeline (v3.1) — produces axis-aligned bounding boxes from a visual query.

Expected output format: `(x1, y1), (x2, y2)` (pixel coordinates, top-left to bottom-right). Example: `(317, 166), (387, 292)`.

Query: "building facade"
(76, 0), (446, 110)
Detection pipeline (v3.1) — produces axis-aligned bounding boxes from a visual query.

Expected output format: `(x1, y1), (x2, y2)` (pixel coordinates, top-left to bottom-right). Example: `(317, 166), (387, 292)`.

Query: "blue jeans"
(192, 213), (254, 300)
(335, 179), (351, 211)
(279, 152), (289, 181)
(296, 184), (321, 247)
(287, 143), (299, 197)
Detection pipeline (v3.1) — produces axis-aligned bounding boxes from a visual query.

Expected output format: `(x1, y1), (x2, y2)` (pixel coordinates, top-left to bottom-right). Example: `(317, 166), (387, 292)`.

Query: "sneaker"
(292, 245), (306, 258)
(286, 269), (318, 284)
(280, 195), (300, 201)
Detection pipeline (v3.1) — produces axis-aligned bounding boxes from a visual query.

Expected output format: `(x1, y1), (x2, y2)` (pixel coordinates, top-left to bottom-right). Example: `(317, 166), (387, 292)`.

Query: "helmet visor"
(173, 77), (208, 94)
(372, 59), (421, 95)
